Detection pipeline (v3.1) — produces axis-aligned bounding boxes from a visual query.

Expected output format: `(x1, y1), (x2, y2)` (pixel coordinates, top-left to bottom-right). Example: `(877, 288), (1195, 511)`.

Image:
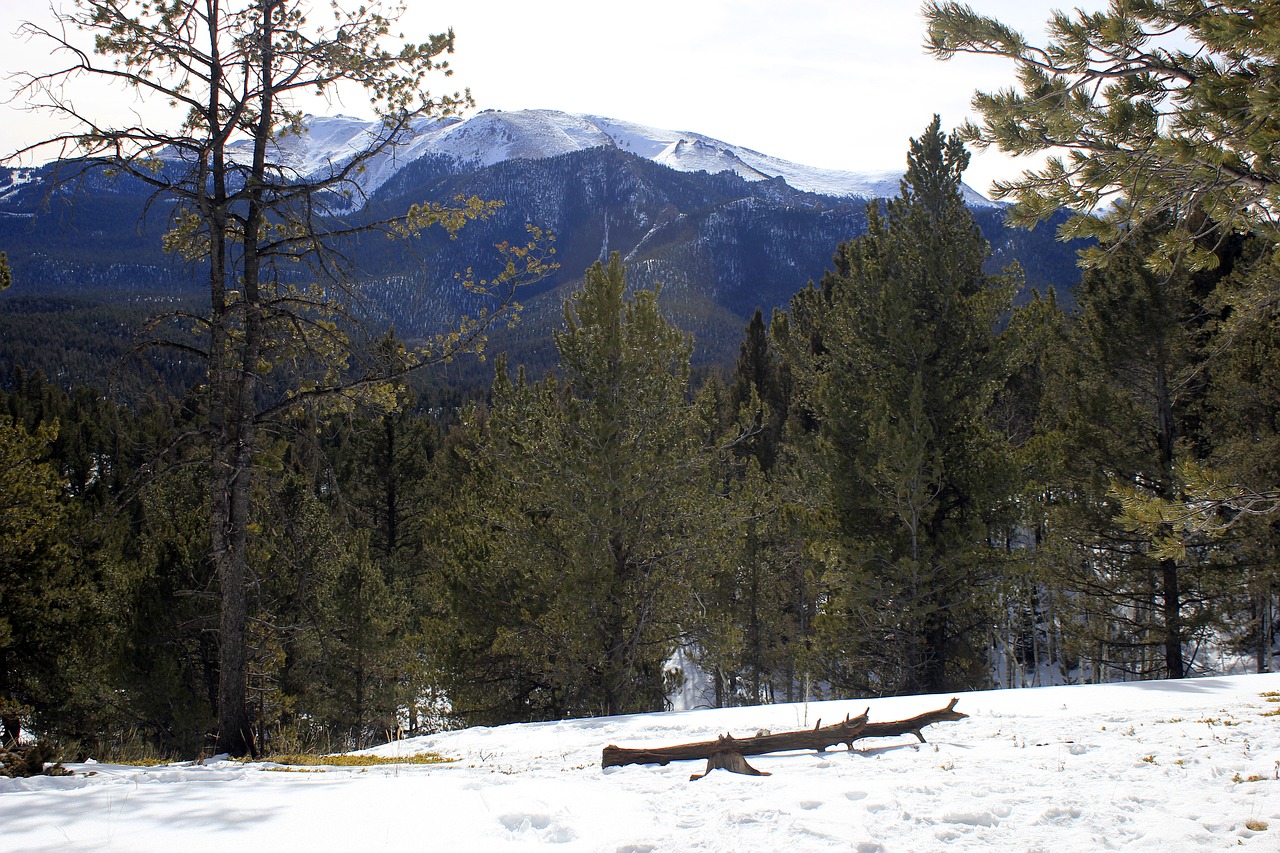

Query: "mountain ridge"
(228, 109), (997, 209)
(0, 109), (1081, 387)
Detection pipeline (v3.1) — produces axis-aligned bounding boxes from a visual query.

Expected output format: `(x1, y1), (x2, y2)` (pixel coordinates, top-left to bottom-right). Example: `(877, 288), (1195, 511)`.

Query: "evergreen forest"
(2, 0), (1278, 759)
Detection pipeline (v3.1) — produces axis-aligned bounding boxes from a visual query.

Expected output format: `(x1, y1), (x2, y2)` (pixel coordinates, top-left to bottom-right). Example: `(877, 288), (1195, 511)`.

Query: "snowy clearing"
(4, 673), (1279, 852)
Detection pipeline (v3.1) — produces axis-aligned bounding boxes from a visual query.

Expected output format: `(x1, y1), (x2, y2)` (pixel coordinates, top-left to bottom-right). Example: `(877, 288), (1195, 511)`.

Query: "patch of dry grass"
(254, 752), (453, 768)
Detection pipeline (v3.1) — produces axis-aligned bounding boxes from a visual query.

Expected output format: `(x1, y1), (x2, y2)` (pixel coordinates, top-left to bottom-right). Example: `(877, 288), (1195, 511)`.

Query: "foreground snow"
(3, 674), (1279, 851)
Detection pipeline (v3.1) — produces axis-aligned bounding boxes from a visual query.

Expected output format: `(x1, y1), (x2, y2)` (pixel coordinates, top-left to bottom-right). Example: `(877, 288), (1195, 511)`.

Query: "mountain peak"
(261, 109), (996, 208)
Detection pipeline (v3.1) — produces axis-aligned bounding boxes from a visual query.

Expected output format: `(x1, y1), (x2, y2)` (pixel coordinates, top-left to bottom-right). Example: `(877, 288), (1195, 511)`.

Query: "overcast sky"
(0, 0), (1106, 197)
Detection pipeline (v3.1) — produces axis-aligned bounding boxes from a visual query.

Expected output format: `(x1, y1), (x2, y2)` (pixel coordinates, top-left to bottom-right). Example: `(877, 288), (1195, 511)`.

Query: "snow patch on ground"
(3, 673), (1278, 851)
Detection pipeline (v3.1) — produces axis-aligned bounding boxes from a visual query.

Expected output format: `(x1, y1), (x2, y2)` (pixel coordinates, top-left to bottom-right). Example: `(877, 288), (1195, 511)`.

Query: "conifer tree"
(926, 0), (1280, 536)
(13, 0), (551, 755)
(1204, 248), (1280, 670)
(426, 255), (734, 721)
(925, 1), (1280, 268)
(704, 308), (818, 705)
(0, 418), (78, 743)
(781, 117), (1017, 695)
(1036, 219), (1233, 679)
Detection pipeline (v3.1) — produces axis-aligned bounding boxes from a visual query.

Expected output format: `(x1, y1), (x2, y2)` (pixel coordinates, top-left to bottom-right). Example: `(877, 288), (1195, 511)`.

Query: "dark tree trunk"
(1162, 558), (1185, 678)
(213, 0), (277, 758)
(920, 602), (950, 693)
(1256, 589), (1274, 674)
(602, 529), (632, 717)
(212, 365), (260, 757)
(383, 414), (397, 557)
(0, 653), (19, 746)
(1155, 354), (1184, 680)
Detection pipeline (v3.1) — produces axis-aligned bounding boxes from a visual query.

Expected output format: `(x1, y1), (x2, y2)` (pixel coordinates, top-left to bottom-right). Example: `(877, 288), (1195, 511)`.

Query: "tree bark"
(601, 698), (967, 771)
(1161, 557), (1185, 679)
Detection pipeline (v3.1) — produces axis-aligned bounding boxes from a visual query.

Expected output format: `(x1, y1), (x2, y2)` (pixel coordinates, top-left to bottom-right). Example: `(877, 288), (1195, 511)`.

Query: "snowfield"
(3, 674), (1279, 852)
(226, 109), (997, 210)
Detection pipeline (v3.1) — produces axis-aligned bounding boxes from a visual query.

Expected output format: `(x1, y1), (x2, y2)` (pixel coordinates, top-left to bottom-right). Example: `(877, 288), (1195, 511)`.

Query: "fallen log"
(603, 711), (870, 770)
(601, 697), (967, 776)
(855, 697), (969, 743)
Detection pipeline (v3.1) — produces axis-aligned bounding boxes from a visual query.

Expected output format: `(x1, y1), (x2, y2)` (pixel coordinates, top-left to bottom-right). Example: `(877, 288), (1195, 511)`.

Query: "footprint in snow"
(1036, 805), (1083, 825)
(498, 812), (574, 844)
(940, 807), (1009, 828)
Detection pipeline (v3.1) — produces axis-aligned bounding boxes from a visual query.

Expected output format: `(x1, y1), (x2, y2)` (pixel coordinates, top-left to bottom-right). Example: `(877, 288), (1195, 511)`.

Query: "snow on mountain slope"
(241, 108), (996, 207)
(3, 674), (1278, 852)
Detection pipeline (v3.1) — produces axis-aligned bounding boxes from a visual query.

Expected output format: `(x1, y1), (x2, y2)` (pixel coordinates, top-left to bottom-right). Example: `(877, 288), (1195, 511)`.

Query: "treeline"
(2, 119), (1277, 756)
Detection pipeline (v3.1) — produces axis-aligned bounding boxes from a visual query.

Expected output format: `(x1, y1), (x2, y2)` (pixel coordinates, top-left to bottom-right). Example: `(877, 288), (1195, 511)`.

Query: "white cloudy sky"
(0, 0), (1106, 195)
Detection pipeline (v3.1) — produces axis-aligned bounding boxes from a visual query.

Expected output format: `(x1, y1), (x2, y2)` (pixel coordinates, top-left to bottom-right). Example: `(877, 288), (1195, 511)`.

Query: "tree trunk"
(383, 414), (398, 557)
(1161, 558), (1185, 678)
(1256, 588), (1274, 674)
(920, 607), (950, 693)
(212, 402), (258, 758)
(1154, 353), (1185, 680)
(0, 653), (19, 746)
(213, 0), (276, 758)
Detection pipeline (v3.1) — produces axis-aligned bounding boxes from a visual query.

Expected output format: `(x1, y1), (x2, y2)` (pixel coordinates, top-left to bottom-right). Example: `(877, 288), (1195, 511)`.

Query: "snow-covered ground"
(4, 674), (1278, 851)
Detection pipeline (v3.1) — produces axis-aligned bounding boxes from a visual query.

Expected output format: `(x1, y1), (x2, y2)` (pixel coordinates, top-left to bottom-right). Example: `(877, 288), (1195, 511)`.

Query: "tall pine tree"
(425, 255), (735, 721)
(782, 117), (1017, 695)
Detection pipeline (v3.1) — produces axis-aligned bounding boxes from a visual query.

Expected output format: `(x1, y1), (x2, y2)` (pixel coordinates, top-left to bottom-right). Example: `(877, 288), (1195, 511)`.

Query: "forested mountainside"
(0, 116), (1083, 390)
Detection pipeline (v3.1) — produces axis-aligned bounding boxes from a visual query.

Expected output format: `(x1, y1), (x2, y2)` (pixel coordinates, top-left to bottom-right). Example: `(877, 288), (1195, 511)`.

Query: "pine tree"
(925, 1), (1280, 268)
(782, 117), (1017, 695)
(926, 0), (1280, 538)
(984, 288), (1077, 686)
(1196, 241), (1280, 672)
(13, 0), (551, 756)
(729, 308), (788, 475)
(0, 380), (150, 748)
(425, 255), (734, 721)
(1034, 218), (1237, 679)
(701, 308), (818, 706)
(0, 418), (80, 743)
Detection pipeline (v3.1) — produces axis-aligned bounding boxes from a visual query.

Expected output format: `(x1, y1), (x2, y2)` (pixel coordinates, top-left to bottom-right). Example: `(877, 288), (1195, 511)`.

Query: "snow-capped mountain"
(237, 109), (995, 208)
(0, 108), (1079, 383)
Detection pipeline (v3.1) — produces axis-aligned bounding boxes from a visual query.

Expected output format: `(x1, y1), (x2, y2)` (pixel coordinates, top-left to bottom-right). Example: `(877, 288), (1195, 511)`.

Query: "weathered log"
(601, 698), (967, 772)
(602, 711), (869, 769)
(856, 696), (968, 743)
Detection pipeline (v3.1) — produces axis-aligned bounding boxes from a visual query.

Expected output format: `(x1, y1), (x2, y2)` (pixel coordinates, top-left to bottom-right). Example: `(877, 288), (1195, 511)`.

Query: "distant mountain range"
(0, 109), (1083, 375)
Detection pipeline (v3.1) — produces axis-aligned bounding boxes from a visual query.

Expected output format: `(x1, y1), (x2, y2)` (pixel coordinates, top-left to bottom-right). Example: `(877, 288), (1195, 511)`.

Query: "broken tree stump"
(688, 749), (771, 781)
(601, 697), (967, 775)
